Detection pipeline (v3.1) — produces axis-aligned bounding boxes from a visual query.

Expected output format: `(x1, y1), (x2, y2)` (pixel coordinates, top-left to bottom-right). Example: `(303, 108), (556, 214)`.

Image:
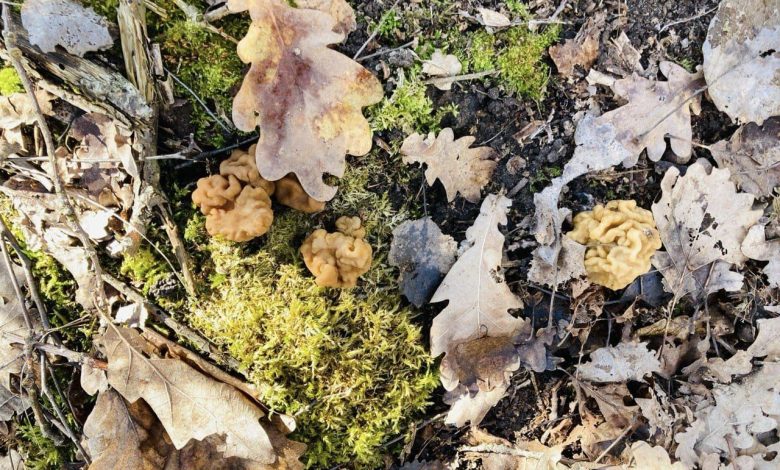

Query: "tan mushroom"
(300, 216), (372, 288)
(219, 145), (276, 196)
(567, 200), (661, 290)
(192, 174), (242, 215)
(205, 186), (274, 242)
(274, 174), (326, 213)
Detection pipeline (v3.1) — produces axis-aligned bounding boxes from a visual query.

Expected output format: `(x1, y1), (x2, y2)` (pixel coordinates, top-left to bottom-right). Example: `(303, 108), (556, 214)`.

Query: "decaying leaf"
(401, 128), (497, 203)
(295, 0), (356, 35)
(742, 224), (780, 288)
(674, 364), (780, 468)
(476, 8), (511, 28)
(21, 0), (113, 56)
(100, 325), (303, 465)
(629, 442), (686, 470)
(388, 217), (457, 307)
(710, 117), (780, 197)
(461, 428), (571, 469)
(577, 342), (660, 383)
(422, 50), (463, 91)
(703, 0), (780, 124)
(229, 0), (384, 202)
(0, 262), (28, 391)
(651, 162), (762, 299)
(528, 236), (587, 288)
(549, 13), (604, 77)
(114, 302), (150, 329)
(0, 90), (53, 131)
(429, 194), (527, 425)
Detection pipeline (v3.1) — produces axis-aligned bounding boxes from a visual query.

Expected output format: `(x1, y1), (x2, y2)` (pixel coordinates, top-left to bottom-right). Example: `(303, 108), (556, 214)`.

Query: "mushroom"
(205, 186), (274, 242)
(274, 174), (326, 213)
(192, 174), (242, 215)
(219, 145), (276, 196)
(300, 216), (372, 288)
(567, 200), (661, 290)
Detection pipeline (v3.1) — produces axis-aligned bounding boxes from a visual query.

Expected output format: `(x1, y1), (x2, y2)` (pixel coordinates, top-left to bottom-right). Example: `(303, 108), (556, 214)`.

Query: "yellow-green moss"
(370, 68), (457, 134)
(460, 24), (560, 100)
(185, 149), (437, 468)
(0, 66), (23, 96)
(120, 247), (171, 295)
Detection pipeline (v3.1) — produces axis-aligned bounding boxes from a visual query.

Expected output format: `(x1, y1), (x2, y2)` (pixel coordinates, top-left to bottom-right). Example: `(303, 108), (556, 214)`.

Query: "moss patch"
(0, 66), (23, 96)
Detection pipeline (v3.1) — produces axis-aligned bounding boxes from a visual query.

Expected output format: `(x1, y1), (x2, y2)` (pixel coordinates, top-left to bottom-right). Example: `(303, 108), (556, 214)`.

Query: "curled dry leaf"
(629, 442), (686, 470)
(549, 13), (604, 77)
(742, 224), (780, 288)
(228, 0), (383, 202)
(401, 128), (497, 203)
(21, 0), (113, 56)
(651, 162), (762, 299)
(294, 0), (356, 36)
(577, 342), (660, 383)
(703, 0), (780, 124)
(528, 236), (587, 288)
(429, 194), (543, 425)
(0, 263), (29, 391)
(100, 325), (304, 465)
(476, 8), (511, 28)
(422, 50), (462, 91)
(710, 117), (780, 197)
(674, 364), (780, 469)
(388, 217), (457, 307)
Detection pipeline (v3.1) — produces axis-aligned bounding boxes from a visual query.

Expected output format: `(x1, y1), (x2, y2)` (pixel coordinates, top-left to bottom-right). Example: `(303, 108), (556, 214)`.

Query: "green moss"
(370, 68), (457, 134)
(120, 247), (171, 295)
(184, 150), (437, 468)
(460, 24), (560, 100)
(0, 66), (23, 95)
(16, 424), (69, 470)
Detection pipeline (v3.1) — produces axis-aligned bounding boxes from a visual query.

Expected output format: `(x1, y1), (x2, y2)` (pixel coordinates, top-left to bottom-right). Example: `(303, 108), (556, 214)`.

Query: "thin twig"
(658, 6), (717, 34)
(165, 68), (234, 134)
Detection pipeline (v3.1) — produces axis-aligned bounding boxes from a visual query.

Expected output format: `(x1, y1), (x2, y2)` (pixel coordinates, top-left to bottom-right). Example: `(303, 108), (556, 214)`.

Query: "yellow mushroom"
(191, 174), (242, 215)
(274, 174), (326, 213)
(219, 145), (276, 196)
(300, 216), (372, 288)
(567, 200), (661, 290)
(205, 185), (274, 242)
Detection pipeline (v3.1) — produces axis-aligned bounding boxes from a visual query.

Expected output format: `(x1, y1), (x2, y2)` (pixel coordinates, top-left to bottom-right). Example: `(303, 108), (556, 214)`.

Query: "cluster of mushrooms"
(192, 146), (372, 288)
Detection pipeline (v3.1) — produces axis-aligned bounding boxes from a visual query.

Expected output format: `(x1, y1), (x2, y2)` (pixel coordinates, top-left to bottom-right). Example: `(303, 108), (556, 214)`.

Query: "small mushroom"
(192, 174), (242, 215)
(205, 186), (274, 242)
(219, 145), (276, 196)
(274, 174), (326, 213)
(567, 200), (661, 290)
(300, 216), (372, 288)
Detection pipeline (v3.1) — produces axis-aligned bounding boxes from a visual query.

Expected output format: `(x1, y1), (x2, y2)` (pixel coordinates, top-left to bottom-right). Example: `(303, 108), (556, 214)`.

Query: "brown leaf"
(228, 0), (383, 202)
(741, 224), (780, 288)
(703, 0), (780, 124)
(99, 325), (303, 466)
(429, 194), (525, 425)
(401, 128), (497, 203)
(21, 0), (113, 56)
(651, 162), (762, 299)
(549, 13), (604, 77)
(0, 90), (53, 131)
(710, 118), (780, 197)
(294, 0), (356, 36)
(577, 342), (660, 383)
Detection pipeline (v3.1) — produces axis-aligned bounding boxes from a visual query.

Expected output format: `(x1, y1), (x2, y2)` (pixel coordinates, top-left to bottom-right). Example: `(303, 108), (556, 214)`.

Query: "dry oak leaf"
(388, 217), (457, 307)
(429, 194), (525, 425)
(401, 128), (497, 203)
(674, 363), (780, 468)
(0, 263), (29, 391)
(741, 224), (780, 288)
(711, 117), (780, 198)
(100, 325), (301, 465)
(228, 0), (383, 202)
(577, 342), (660, 383)
(549, 12), (605, 77)
(422, 50), (462, 91)
(651, 162), (762, 299)
(703, 0), (780, 124)
(589, 61), (704, 167)
(629, 442), (686, 470)
(21, 0), (113, 56)
(294, 0), (356, 36)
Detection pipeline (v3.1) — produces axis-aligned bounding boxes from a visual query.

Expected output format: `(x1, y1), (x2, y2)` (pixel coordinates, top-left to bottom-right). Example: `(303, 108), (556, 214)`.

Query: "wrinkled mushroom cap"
(567, 200), (661, 290)
(274, 174), (326, 213)
(300, 216), (372, 288)
(205, 186), (274, 242)
(219, 145), (276, 196)
(192, 174), (242, 215)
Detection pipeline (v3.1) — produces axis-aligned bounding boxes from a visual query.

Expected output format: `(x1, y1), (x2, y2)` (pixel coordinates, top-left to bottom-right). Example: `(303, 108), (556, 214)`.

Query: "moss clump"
(185, 149), (437, 468)
(120, 247), (171, 295)
(16, 423), (70, 470)
(0, 66), (23, 95)
(370, 68), (457, 134)
(461, 24), (560, 100)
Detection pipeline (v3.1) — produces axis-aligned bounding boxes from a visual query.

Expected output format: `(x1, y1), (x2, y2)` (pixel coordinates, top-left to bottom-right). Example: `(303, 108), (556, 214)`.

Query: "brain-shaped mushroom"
(274, 174), (326, 213)
(218, 145), (276, 196)
(300, 216), (372, 288)
(205, 186), (274, 242)
(192, 174), (242, 215)
(567, 200), (661, 290)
